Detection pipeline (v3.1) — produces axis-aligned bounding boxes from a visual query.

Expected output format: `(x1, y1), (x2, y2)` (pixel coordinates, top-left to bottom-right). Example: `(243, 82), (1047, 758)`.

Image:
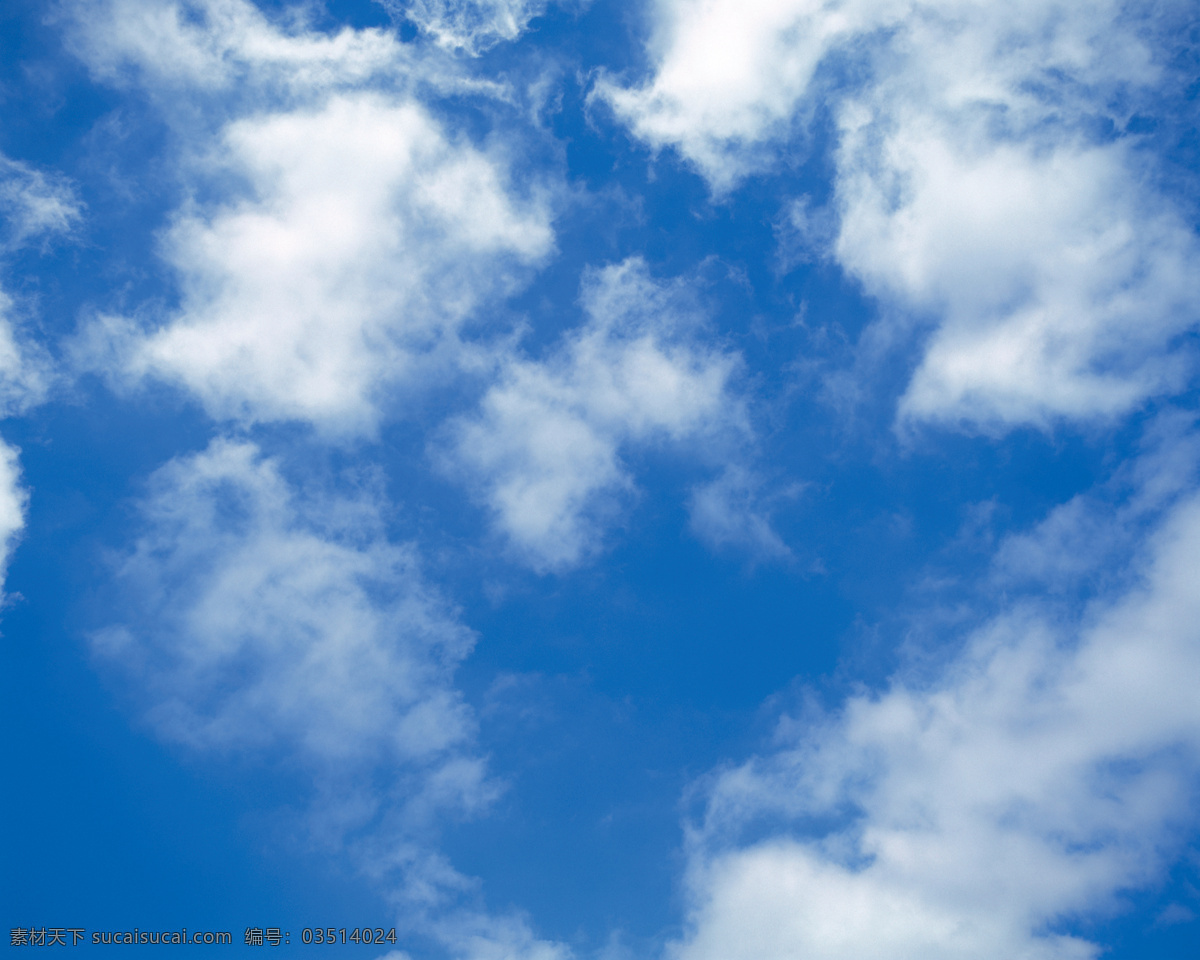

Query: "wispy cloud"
(91, 439), (570, 956)
(94, 439), (478, 767)
(442, 257), (746, 571)
(688, 465), (790, 561)
(0, 154), (81, 250)
(0, 155), (80, 595)
(376, 0), (553, 55)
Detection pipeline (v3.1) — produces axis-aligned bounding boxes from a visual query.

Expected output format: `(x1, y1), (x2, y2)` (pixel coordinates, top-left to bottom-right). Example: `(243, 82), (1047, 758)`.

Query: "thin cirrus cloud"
(68, 0), (555, 436)
(442, 257), (747, 572)
(599, 0), (1200, 432)
(672, 451), (1200, 960)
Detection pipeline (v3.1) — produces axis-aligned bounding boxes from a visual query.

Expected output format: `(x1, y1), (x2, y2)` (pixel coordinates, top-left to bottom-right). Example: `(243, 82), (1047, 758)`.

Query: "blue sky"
(3, 0), (1200, 958)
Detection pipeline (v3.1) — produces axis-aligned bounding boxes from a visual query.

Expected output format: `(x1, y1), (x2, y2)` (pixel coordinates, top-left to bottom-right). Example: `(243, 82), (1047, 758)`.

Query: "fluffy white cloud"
(443, 258), (744, 571)
(601, 0), (1200, 429)
(596, 0), (889, 191)
(65, 6), (569, 949)
(66, 0), (555, 435)
(600, 0), (1158, 187)
(836, 96), (1199, 433)
(108, 91), (551, 434)
(671, 475), (1200, 960)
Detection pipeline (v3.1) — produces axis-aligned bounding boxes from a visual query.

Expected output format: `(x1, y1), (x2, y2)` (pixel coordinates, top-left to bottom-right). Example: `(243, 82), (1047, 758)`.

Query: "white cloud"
(98, 91), (552, 434)
(599, 0), (1156, 192)
(0, 154), (73, 415)
(0, 154), (81, 249)
(94, 438), (480, 772)
(0, 438), (28, 594)
(837, 104), (1200, 433)
(62, 0), (402, 93)
(601, 0), (1200, 429)
(65, 0), (556, 435)
(688, 466), (790, 560)
(429, 910), (572, 960)
(379, 0), (551, 54)
(0, 153), (78, 597)
(443, 257), (744, 571)
(596, 0), (892, 192)
(671, 479), (1200, 960)
(989, 409), (1200, 593)
(68, 0), (556, 83)
(0, 294), (45, 599)
(64, 7), (570, 951)
(93, 438), (574, 959)
(0, 291), (51, 418)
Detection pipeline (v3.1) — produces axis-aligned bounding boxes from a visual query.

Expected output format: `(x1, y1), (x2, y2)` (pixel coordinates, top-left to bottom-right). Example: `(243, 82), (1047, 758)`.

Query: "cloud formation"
(93, 435), (572, 960)
(0, 294), (46, 597)
(68, 0), (555, 435)
(0, 155), (81, 251)
(64, 0), (401, 93)
(444, 258), (744, 571)
(602, 0), (1200, 430)
(31, 2), (1200, 956)
(94, 439), (478, 768)
(62, 5), (572, 953)
(378, 0), (551, 54)
(130, 92), (550, 433)
(0, 154), (79, 593)
(688, 465), (790, 561)
(672, 452), (1200, 960)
